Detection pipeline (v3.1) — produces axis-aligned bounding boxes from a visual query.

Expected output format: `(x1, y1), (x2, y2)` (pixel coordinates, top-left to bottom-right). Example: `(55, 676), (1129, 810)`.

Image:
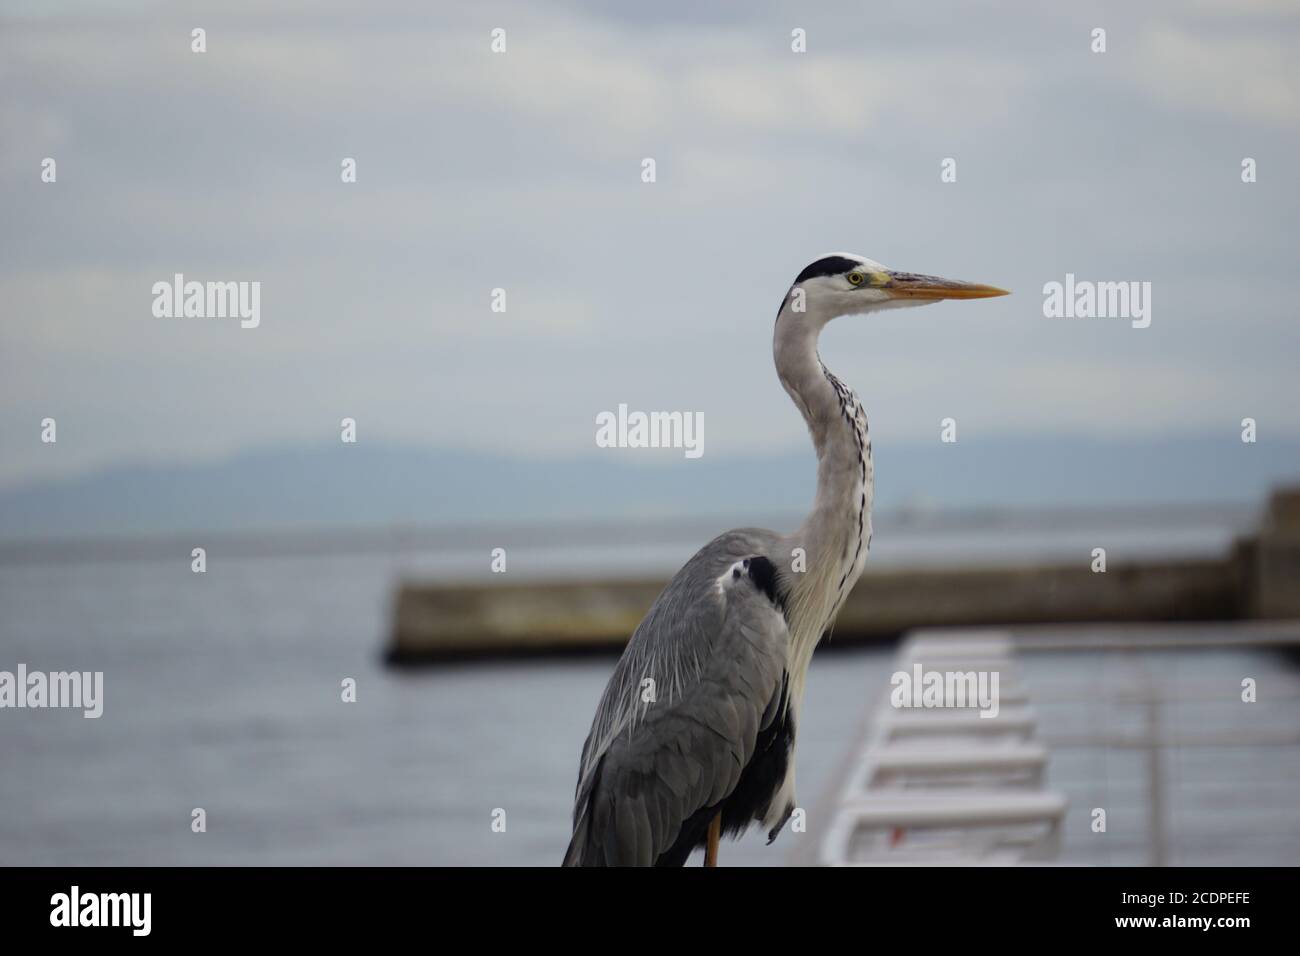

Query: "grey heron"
(563, 253), (1008, 866)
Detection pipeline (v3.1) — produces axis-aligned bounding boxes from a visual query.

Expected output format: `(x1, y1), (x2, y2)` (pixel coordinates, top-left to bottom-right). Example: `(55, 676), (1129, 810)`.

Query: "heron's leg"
(704, 812), (721, 867)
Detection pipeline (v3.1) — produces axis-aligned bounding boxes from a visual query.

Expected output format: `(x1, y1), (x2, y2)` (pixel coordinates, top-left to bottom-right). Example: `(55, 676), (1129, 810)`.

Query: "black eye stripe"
(794, 255), (862, 284)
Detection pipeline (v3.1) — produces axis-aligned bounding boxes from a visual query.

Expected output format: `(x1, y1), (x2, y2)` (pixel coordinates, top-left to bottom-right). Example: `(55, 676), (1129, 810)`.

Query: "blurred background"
(1, 0), (1298, 865)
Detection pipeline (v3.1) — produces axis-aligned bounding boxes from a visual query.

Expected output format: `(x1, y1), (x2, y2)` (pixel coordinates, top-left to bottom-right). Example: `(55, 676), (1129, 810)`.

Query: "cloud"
(0, 0), (1297, 488)
(1132, 27), (1300, 125)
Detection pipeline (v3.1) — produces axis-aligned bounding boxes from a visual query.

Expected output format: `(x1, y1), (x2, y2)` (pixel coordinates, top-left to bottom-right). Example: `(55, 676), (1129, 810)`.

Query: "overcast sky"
(2, 0), (1297, 488)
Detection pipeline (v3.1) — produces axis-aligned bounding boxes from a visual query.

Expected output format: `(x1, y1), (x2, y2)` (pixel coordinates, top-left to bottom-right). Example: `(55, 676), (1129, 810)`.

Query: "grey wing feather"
(563, 529), (789, 866)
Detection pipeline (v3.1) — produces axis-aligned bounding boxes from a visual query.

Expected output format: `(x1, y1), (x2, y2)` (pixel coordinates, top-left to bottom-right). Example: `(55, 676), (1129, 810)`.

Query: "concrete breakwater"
(387, 487), (1300, 664)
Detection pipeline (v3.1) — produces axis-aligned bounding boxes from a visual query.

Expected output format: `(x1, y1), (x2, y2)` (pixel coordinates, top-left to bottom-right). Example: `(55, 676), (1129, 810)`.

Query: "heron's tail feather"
(562, 753), (606, 866)
(561, 812), (597, 867)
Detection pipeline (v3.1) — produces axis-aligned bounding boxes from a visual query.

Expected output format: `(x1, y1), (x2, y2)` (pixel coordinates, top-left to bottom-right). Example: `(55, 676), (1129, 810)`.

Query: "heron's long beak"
(880, 271), (1009, 300)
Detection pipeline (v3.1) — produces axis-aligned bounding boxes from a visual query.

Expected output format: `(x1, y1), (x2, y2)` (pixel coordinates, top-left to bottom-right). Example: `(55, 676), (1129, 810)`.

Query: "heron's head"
(782, 252), (1008, 327)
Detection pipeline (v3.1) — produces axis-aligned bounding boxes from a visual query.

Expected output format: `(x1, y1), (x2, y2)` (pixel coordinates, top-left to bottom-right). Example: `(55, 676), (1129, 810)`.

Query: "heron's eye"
(847, 272), (865, 286)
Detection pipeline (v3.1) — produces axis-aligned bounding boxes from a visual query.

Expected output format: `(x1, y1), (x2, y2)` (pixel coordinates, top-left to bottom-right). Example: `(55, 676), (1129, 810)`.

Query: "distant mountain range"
(0, 434), (1296, 542)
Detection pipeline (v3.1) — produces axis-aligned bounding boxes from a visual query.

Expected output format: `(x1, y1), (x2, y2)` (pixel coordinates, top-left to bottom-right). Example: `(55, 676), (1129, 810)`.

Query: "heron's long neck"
(774, 308), (874, 670)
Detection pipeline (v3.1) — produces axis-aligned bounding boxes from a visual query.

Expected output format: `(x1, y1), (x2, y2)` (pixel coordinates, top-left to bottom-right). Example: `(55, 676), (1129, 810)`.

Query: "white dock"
(817, 622), (1300, 866)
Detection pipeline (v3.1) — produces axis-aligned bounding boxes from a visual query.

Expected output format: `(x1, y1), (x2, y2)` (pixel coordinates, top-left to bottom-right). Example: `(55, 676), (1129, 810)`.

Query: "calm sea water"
(0, 507), (1272, 865)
